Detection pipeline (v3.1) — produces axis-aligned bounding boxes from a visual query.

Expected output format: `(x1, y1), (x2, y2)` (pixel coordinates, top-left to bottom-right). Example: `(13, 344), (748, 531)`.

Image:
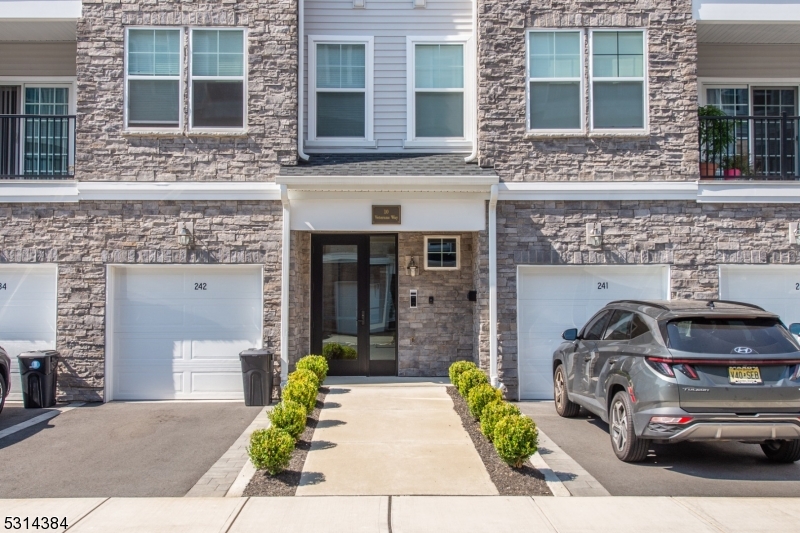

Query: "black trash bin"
(239, 348), (274, 406)
(18, 350), (60, 409)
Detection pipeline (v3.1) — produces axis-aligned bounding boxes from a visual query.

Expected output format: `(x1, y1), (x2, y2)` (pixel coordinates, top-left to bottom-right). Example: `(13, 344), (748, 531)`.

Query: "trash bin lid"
(239, 348), (273, 357)
(18, 350), (60, 359)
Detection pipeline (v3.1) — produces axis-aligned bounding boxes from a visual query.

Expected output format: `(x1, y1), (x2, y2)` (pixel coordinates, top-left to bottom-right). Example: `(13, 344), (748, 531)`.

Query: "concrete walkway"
(296, 378), (497, 496)
(2, 496), (798, 532)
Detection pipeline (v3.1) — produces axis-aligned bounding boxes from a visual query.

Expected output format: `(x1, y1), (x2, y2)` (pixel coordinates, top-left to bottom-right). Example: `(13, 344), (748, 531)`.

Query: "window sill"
(523, 131), (650, 140)
(122, 130), (249, 138)
(403, 139), (473, 149)
(305, 139), (378, 149)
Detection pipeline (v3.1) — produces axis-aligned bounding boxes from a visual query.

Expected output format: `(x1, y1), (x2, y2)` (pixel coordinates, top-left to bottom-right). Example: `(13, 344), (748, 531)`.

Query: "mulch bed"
(447, 386), (552, 496)
(243, 386), (329, 497)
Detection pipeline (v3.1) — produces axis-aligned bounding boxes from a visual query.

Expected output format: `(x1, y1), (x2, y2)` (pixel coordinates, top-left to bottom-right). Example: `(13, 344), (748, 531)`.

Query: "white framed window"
(406, 37), (472, 147)
(424, 236), (460, 271)
(190, 28), (246, 130)
(590, 30), (647, 131)
(526, 30), (583, 132)
(125, 27), (182, 130)
(308, 35), (374, 145)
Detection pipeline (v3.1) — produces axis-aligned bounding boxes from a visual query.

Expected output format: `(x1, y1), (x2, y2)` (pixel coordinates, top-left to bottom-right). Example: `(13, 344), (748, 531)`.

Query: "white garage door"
(517, 265), (670, 400)
(109, 266), (263, 400)
(0, 265), (57, 401)
(719, 265), (800, 330)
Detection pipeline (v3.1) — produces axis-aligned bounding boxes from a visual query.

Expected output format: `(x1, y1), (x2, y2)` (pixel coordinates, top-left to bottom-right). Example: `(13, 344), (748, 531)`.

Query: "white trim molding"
(497, 181), (697, 201)
(697, 181), (800, 203)
(277, 175), (498, 193)
(0, 1), (82, 19)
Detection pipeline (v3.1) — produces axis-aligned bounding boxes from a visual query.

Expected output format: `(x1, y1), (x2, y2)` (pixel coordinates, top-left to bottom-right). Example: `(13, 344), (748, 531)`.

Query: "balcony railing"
(699, 113), (800, 180)
(0, 115), (76, 179)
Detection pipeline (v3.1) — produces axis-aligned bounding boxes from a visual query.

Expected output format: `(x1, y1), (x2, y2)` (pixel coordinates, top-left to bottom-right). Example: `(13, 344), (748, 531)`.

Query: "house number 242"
(194, 283), (207, 291)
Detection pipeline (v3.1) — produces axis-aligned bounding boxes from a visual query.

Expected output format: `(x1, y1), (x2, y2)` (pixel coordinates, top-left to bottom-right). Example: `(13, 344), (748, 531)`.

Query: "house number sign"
(372, 205), (401, 225)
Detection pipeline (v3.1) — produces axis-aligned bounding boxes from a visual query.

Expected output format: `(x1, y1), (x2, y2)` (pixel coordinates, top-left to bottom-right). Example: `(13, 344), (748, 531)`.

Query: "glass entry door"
(311, 234), (397, 376)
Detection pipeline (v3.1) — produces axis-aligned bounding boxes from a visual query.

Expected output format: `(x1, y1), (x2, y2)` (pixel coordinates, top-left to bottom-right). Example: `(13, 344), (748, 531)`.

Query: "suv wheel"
(609, 391), (649, 463)
(0, 375), (6, 415)
(554, 364), (580, 418)
(760, 440), (800, 463)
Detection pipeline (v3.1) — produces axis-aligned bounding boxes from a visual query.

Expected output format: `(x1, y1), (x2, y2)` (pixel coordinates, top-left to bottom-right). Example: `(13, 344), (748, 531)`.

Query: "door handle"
(358, 310), (365, 326)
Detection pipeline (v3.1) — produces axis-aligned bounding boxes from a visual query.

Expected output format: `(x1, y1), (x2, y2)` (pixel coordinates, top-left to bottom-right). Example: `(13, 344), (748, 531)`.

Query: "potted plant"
(698, 105), (736, 178)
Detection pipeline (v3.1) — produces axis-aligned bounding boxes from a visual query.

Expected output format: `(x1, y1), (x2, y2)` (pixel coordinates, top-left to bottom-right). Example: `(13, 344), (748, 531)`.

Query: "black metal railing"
(0, 115), (76, 179)
(699, 113), (800, 180)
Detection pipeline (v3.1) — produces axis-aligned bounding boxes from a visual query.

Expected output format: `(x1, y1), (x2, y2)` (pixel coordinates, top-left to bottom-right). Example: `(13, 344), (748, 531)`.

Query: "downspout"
(489, 184), (499, 388)
(280, 184), (291, 386)
(297, 0), (310, 162)
(464, 0), (478, 163)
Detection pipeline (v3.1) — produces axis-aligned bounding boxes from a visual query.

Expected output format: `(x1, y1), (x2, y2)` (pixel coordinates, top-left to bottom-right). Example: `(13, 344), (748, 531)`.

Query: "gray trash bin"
(239, 348), (274, 406)
(18, 350), (60, 409)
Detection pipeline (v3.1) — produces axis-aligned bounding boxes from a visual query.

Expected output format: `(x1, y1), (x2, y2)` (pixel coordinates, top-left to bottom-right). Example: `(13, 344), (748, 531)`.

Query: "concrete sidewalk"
(1, 496), (798, 532)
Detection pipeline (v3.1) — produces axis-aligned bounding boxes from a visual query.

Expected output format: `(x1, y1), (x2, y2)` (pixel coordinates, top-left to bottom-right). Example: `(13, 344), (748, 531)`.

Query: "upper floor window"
(413, 43), (464, 138)
(126, 28), (182, 129)
(591, 30), (646, 130)
(527, 30), (582, 131)
(309, 37), (374, 142)
(191, 29), (246, 129)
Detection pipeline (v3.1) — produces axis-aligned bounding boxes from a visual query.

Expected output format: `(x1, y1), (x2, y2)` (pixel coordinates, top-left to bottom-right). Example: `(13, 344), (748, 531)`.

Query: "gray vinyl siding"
(698, 44), (800, 78)
(0, 42), (77, 77)
(304, 0), (473, 152)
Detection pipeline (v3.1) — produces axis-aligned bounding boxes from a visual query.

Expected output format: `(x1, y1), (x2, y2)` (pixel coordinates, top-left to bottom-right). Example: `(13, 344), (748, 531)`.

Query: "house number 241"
(597, 282), (609, 290)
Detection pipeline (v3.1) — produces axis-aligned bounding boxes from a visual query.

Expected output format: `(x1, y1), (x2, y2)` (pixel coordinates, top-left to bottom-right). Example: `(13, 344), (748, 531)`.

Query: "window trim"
(188, 27), (248, 132)
(307, 35), (375, 145)
(124, 26), (184, 132)
(423, 235), (461, 271)
(589, 28), (649, 134)
(525, 29), (585, 134)
(405, 36), (473, 149)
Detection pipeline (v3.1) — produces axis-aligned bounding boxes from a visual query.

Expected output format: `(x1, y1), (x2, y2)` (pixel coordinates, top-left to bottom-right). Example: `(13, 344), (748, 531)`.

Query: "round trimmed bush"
(456, 368), (489, 398)
(282, 377), (318, 413)
(268, 400), (307, 440)
(322, 343), (358, 360)
(493, 414), (539, 469)
(449, 361), (477, 388)
(467, 383), (502, 420)
(480, 401), (521, 442)
(297, 355), (328, 383)
(289, 368), (320, 390)
(247, 427), (295, 475)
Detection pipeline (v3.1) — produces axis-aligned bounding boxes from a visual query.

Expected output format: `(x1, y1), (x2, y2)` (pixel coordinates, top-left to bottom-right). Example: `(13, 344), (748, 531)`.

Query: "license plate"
(728, 366), (762, 384)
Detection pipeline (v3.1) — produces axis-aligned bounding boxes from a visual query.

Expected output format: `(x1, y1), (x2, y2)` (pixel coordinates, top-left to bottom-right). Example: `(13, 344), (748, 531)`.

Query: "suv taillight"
(646, 357), (675, 378)
(791, 364), (800, 381)
(676, 364), (700, 380)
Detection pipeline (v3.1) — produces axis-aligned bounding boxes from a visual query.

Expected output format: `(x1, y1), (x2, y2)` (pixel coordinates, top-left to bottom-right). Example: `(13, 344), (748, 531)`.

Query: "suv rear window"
(666, 318), (799, 355)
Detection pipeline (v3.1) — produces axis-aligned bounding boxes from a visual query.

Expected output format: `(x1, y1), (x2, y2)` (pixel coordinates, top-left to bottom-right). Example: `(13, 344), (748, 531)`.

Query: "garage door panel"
(115, 271), (185, 299)
(116, 371), (183, 398)
(190, 339), (260, 360)
(720, 266), (800, 327)
(187, 302), (261, 328)
(191, 372), (242, 393)
(117, 303), (185, 328)
(517, 265), (669, 400)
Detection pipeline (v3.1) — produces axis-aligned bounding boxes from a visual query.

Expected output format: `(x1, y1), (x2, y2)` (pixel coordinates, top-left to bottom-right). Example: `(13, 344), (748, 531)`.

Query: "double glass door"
(311, 234), (398, 376)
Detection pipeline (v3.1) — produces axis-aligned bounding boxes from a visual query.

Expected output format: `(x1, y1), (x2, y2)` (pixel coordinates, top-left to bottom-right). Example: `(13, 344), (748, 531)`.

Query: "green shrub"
(289, 368), (320, 390)
(247, 427), (295, 475)
(456, 368), (488, 398)
(480, 401), (521, 442)
(282, 378), (318, 413)
(268, 400), (307, 440)
(297, 355), (328, 383)
(493, 414), (539, 469)
(467, 383), (502, 420)
(322, 342), (357, 360)
(449, 361), (477, 388)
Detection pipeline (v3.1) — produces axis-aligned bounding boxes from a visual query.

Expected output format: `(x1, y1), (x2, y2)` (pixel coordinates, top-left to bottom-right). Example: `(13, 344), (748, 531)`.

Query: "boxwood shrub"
(296, 355), (328, 383)
(268, 400), (307, 440)
(493, 414), (539, 469)
(456, 368), (488, 398)
(322, 342), (357, 360)
(247, 427), (295, 475)
(467, 383), (502, 420)
(283, 377), (317, 413)
(289, 368), (320, 390)
(448, 361), (477, 389)
(480, 401), (521, 442)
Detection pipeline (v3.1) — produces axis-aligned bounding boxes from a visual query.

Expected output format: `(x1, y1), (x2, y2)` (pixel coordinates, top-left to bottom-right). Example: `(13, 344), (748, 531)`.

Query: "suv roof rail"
(706, 300), (765, 311)
(607, 300), (671, 311)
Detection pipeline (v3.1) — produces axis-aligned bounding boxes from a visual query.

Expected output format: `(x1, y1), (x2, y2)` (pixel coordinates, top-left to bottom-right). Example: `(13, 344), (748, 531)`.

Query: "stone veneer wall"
(289, 230), (311, 369)
(477, 0), (698, 180)
(77, 0), (297, 181)
(493, 200), (800, 398)
(397, 233), (476, 376)
(0, 201), (282, 401)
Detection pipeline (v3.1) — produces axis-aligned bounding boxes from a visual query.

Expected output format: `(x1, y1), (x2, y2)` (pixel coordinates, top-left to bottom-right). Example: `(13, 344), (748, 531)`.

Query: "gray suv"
(553, 300), (800, 463)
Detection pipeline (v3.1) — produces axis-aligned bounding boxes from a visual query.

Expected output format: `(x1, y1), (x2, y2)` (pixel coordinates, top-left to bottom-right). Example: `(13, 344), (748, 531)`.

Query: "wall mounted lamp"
(177, 222), (194, 248)
(407, 257), (418, 277)
(586, 222), (602, 247)
(790, 222), (800, 245)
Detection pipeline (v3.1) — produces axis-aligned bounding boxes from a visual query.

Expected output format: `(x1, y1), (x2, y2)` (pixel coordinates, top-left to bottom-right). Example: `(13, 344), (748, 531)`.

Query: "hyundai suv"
(552, 300), (800, 463)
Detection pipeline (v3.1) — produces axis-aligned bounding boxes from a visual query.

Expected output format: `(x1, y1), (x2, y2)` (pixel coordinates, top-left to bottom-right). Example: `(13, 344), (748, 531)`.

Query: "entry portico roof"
(279, 153), (498, 178)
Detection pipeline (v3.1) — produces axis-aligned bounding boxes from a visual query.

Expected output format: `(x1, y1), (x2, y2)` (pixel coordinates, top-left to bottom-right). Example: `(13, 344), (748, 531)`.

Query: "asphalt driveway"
(0, 401), (261, 498)
(518, 401), (800, 497)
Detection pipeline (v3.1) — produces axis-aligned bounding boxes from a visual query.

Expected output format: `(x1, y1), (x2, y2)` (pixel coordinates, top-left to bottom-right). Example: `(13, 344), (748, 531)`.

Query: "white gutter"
(489, 183), (499, 388)
(464, 0), (478, 163)
(280, 184), (291, 386)
(297, 0), (310, 162)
